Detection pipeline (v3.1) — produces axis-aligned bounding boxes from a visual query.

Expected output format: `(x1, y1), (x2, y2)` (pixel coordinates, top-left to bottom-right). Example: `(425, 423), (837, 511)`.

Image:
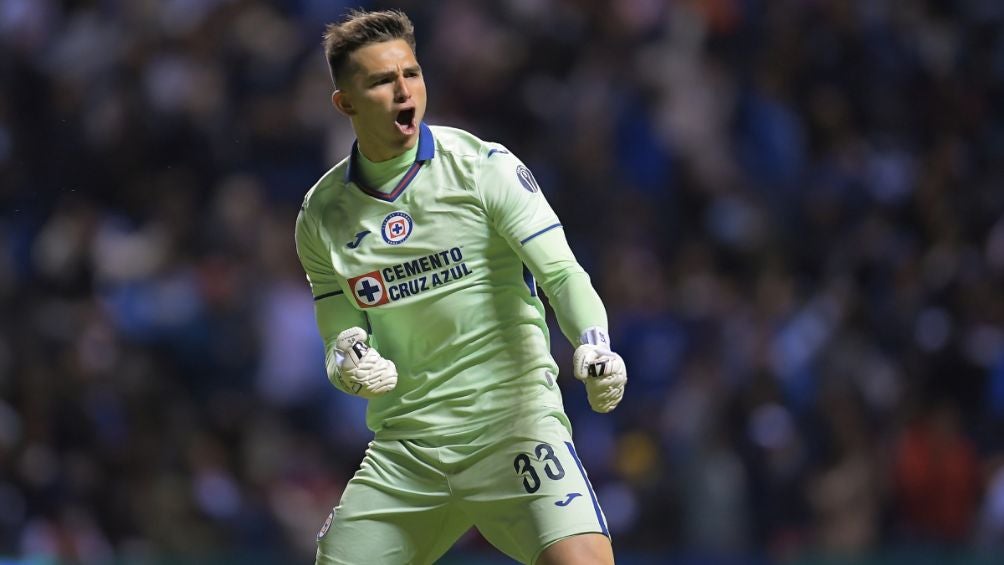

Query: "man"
(295, 9), (627, 565)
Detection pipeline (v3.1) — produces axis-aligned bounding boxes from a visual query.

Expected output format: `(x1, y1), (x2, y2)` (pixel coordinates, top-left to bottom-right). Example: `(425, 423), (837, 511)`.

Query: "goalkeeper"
(295, 9), (626, 565)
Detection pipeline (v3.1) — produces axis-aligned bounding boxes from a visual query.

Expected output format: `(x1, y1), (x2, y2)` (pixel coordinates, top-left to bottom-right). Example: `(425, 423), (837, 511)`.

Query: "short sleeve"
(294, 206), (344, 300)
(475, 147), (562, 248)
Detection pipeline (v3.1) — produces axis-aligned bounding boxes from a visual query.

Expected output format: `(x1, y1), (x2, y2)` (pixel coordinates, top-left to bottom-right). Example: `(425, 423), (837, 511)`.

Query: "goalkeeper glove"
(572, 327), (626, 413)
(330, 327), (398, 398)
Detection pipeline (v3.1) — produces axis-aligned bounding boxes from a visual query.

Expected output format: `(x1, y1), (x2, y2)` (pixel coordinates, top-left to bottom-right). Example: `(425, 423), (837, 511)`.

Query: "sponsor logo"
(544, 370), (555, 388)
(347, 271), (389, 308)
(318, 510), (334, 539)
(381, 211), (413, 245)
(346, 230), (371, 249)
(516, 165), (539, 193)
(588, 360), (609, 378)
(555, 493), (582, 507)
(346, 247), (474, 308)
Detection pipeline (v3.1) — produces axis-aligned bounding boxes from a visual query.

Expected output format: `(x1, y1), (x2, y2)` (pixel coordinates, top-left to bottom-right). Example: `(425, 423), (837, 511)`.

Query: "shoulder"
(429, 125), (514, 163)
(300, 157), (350, 219)
(427, 126), (522, 189)
(430, 125), (487, 156)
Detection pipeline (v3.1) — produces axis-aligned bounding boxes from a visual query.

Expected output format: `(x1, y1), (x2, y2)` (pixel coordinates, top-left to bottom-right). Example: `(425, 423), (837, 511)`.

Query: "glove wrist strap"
(579, 326), (611, 349)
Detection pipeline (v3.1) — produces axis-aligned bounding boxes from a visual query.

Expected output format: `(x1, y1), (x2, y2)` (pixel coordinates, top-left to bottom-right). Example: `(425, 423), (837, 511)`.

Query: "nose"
(394, 74), (411, 102)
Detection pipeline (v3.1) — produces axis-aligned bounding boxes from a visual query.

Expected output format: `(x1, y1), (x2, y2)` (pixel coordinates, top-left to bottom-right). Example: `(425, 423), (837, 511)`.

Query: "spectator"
(892, 400), (981, 543)
(1, 0), (1002, 561)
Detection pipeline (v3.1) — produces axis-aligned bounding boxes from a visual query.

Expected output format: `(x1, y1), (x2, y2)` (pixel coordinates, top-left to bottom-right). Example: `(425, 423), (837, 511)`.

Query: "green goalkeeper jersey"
(295, 124), (607, 439)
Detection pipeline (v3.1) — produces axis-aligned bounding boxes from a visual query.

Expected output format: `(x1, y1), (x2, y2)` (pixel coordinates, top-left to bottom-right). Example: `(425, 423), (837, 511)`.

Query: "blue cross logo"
(381, 211), (413, 245)
(356, 278), (382, 303)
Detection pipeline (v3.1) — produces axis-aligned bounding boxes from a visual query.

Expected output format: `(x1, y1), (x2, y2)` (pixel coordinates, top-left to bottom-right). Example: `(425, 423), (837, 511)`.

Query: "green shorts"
(315, 412), (609, 565)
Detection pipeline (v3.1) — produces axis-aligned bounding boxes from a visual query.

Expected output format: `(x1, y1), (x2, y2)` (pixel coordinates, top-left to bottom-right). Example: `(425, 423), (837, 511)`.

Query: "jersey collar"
(345, 122), (435, 202)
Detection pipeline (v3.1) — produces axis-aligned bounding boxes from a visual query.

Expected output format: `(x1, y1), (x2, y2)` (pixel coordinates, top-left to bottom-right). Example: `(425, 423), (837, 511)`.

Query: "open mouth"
(395, 108), (416, 134)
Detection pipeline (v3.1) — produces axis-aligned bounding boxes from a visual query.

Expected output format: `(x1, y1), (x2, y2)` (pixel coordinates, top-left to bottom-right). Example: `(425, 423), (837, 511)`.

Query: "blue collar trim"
(344, 122), (435, 194)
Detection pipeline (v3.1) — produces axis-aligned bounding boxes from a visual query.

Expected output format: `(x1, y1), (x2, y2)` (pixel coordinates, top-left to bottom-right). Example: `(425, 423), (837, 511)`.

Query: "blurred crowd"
(2, 0), (1004, 562)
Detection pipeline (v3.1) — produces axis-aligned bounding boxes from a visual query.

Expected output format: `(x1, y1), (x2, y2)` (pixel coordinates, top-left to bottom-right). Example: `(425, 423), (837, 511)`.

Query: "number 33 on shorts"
(496, 436), (609, 542)
(513, 443), (566, 493)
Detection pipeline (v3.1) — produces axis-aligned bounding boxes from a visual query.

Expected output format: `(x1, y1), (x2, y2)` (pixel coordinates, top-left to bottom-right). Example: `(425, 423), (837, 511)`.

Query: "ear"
(332, 90), (355, 116)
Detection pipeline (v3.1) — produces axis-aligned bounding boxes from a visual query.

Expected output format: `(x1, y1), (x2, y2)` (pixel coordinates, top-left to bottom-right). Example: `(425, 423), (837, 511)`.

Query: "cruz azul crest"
(381, 211), (413, 245)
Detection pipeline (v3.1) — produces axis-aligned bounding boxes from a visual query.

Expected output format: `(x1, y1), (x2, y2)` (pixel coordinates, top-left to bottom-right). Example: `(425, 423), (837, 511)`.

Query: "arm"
(475, 147), (626, 411)
(474, 146), (608, 344)
(518, 228), (607, 347)
(517, 216), (626, 414)
(295, 207), (396, 397)
(313, 293), (368, 393)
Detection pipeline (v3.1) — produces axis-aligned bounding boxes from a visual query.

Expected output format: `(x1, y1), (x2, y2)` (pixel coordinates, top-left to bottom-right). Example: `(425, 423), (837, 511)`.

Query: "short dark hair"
(323, 9), (416, 87)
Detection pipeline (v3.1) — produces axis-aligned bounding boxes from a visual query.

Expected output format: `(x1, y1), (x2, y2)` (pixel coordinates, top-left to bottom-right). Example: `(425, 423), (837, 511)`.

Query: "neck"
(356, 139), (407, 162)
(355, 141), (418, 192)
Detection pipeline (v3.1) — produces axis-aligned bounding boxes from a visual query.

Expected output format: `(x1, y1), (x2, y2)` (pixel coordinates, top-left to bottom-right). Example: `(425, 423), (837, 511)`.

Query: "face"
(333, 38), (427, 162)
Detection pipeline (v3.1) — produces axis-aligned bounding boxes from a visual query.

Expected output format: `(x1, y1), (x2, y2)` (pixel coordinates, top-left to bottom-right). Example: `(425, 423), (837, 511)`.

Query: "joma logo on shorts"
(554, 493), (581, 507)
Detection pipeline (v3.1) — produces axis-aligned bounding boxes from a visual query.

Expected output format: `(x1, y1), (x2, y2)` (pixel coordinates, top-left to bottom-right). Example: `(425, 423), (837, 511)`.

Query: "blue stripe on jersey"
(522, 264), (537, 297)
(313, 289), (344, 301)
(564, 441), (609, 537)
(519, 223), (562, 246)
(345, 123), (435, 202)
(355, 161), (424, 202)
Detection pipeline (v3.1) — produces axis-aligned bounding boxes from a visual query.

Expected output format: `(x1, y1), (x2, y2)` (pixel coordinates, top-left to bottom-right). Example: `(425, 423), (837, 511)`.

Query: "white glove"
(332, 327), (398, 399)
(572, 328), (626, 413)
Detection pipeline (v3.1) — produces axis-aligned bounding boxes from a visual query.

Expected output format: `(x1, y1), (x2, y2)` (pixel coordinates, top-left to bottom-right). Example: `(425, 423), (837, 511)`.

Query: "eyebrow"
(365, 65), (422, 82)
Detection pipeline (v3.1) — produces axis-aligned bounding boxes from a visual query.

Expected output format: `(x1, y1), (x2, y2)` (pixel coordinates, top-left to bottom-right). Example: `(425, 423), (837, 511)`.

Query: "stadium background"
(2, 0), (1004, 563)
